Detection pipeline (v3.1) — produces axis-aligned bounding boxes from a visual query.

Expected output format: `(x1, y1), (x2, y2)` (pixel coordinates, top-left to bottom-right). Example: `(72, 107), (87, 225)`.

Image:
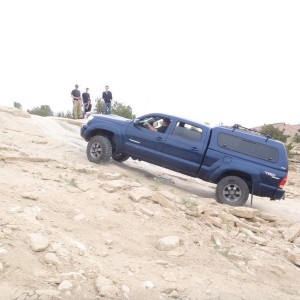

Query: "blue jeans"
(104, 102), (111, 114)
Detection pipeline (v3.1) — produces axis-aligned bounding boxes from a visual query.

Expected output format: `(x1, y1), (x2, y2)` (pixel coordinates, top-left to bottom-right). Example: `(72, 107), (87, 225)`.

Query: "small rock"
(170, 290), (179, 298)
(22, 192), (39, 201)
(103, 172), (122, 180)
(161, 284), (177, 294)
(58, 280), (73, 291)
(27, 233), (50, 252)
(230, 207), (260, 219)
(283, 222), (300, 242)
(74, 241), (86, 256)
(151, 193), (175, 209)
(45, 253), (60, 265)
(259, 212), (277, 222)
(36, 213), (44, 220)
(129, 187), (152, 202)
(95, 276), (113, 292)
(156, 236), (180, 251)
(240, 228), (268, 246)
(73, 213), (86, 221)
(60, 271), (85, 282)
(105, 240), (113, 248)
(211, 231), (225, 249)
(122, 285), (130, 293)
(203, 209), (219, 217)
(158, 190), (181, 203)
(143, 281), (154, 289)
(185, 204), (207, 217)
(140, 207), (154, 217)
(287, 251), (300, 267)
(205, 216), (223, 228)
(219, 211), (240, 223)
(235, 220), (260, 233)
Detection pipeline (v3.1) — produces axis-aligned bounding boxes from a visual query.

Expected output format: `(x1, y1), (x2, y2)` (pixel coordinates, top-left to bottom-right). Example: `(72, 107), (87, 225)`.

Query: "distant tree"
(111, 101), (135, 119)
(260, 124), (289, 143)
(27, 105), (54, 117)
(56, 111), (73, 118)
(94, 97), (104, 113)
(286, 142), (294, 158)
(293, 133), (300, 143)
(13, 102), (22, 109)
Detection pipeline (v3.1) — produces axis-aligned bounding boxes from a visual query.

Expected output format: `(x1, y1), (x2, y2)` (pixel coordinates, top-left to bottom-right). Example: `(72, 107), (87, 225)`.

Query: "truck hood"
(92, 114), (131, 121)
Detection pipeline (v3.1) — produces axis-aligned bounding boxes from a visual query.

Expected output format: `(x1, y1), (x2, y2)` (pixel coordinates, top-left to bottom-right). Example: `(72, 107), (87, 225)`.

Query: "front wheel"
(87, 136), (112, 163)
(216, 176), (249, 206)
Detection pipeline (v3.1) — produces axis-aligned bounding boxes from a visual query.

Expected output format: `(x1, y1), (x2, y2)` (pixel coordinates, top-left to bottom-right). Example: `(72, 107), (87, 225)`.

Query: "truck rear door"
(160, 121), (209, 175)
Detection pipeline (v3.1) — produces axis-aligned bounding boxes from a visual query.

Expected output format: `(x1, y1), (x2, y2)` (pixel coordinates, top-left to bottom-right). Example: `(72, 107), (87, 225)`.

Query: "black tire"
(216, 176), (249, 206)
(87, 136), (112, 163)
(112, 151), (130, 162)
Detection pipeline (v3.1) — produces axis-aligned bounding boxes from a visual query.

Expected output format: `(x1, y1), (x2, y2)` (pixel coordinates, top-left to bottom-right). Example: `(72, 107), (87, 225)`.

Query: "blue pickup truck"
(80, 113), (288, 206)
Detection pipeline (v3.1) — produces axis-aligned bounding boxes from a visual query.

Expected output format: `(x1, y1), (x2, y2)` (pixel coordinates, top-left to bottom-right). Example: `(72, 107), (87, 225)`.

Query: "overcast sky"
(0, 0), (299, 127)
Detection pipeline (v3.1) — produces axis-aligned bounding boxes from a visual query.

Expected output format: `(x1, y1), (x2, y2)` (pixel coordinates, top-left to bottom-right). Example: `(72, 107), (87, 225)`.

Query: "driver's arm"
(145, 122), (157, 132)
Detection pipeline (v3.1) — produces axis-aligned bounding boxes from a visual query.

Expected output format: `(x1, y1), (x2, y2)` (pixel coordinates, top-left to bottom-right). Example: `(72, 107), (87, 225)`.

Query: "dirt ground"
(0, 106), (300, 300)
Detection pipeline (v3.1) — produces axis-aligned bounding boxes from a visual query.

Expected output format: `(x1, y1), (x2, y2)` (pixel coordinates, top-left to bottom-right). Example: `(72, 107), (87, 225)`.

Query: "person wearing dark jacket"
(84, 99), (92, 119)
(82, 88), (91, 118)
(102, 85), (113, 114)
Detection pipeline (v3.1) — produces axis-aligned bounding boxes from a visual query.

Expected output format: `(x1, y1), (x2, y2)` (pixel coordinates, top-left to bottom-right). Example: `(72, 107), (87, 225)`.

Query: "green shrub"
(27, 105), (53, 117)
(13, 102), (22, 109)
(260, 124), (289, 143)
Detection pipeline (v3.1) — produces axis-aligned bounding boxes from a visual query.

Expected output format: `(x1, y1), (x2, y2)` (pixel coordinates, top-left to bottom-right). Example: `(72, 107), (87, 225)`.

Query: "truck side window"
(173, 122), (202, 141)
(218, 133), (279, 162)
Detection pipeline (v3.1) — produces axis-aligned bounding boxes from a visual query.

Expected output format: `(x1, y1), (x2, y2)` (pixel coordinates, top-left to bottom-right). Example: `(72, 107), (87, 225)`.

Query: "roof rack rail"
(232, 124), (273, 139)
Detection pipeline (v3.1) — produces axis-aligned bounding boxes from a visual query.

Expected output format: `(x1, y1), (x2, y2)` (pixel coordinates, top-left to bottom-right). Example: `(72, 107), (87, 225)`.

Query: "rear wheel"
(216, 176), (249, 206)
(87, 136), (112, 163)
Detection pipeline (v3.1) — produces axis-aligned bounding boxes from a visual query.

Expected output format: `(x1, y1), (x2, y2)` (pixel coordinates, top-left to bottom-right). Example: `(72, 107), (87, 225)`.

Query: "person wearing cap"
(71, 84), (82, 119)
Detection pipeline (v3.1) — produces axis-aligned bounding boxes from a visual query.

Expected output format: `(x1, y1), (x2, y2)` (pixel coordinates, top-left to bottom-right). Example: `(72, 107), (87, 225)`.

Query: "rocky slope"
(0, 107), (300, 300)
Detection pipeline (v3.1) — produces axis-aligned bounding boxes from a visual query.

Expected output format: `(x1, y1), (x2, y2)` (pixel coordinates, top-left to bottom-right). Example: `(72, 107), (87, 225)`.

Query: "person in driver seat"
(147, 118), (170, 133)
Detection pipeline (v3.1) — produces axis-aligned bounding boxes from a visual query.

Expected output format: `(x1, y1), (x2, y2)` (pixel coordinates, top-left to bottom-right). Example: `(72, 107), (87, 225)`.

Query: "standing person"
(84, 99), (92, 119)
(71, 84), (82, 119)
(82, 87), (91, 118)
(102, 85), (113, 114)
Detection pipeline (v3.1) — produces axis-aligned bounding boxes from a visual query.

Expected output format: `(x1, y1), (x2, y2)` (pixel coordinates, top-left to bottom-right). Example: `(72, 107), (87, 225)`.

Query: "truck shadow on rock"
(111, 160), (216, 199)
